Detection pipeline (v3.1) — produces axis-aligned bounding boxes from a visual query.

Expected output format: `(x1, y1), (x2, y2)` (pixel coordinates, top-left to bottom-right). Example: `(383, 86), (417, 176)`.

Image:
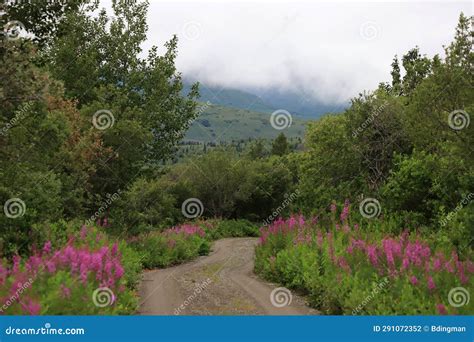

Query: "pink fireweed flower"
(61, 284), (71, 299)
(111, 243), (118, 256)
(45, 260), (56, 273)
(43, 241), (52, 254)
(457, 261), (468, 284)
(12, 255), (21, 273)
(367, 245), (378, 267)
(114, 263), (124, 279)
(340, 199), (350, 222)
(436, 303), (447, 315)
(298, 215), (305, 227)
(433, 258), (442, 272)
(0, 264), (6, 285)
(316, 230), (323, 247)
(288, 216), (297, 230)
(351, 239), (366, 251)
(466, 261), (474, 274)
(20, 299), (41, 315)
(445, 261), (455, 273)
(410, 276), (418, 286)
(80, 225), (88, 239)
(401, 257), (410, 271)
(330, 202), (337, 213)
(337, 256), (351, 273)
(427, 276), (436, 291)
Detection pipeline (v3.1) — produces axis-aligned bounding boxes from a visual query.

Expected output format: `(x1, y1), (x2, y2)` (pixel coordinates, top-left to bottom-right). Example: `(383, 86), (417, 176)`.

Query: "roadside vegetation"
(0, 1), (471, 315)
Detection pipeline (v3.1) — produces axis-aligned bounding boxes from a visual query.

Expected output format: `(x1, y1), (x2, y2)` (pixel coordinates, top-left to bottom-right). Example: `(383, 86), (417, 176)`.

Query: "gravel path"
(138, 237), (318, 315)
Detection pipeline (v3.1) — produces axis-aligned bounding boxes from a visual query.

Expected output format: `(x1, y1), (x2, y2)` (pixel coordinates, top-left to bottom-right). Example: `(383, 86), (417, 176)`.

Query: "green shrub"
(130, 224), (209, 269)
(208, 219), (259, 239)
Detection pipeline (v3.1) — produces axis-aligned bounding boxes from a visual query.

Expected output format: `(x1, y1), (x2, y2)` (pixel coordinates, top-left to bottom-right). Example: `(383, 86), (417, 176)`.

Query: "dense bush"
(129, 224), (210, 269)
(112, 177), (179, 235)
(255, 202), (473, 315)
(130, 220), (259, 269)
(203, 219), (259, 239)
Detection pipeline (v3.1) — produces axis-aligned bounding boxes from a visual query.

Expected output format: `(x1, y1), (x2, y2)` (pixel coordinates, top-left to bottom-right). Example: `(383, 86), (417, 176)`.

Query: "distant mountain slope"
(182, 82), (347, 120)
(182, 83), (274, 114)
(256, 88), (348, 119)
(185, 103), (306, 143)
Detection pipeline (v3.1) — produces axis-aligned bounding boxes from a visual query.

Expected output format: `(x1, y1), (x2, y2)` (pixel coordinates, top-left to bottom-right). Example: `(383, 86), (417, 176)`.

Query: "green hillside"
(182, 83), (274, 114)
(184, 103), (307, 143)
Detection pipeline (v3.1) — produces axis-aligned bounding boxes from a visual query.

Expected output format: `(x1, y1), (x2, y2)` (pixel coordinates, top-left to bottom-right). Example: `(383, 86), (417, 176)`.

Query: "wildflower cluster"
(256, 200), (473, 315)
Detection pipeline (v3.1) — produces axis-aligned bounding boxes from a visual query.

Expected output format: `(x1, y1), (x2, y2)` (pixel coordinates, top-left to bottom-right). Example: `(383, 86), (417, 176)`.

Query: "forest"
(0, 0), (472, 315)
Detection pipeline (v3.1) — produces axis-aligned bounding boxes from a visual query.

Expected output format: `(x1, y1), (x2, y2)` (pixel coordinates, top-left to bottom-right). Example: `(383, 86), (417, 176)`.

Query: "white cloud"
(110, 0), (473, 104)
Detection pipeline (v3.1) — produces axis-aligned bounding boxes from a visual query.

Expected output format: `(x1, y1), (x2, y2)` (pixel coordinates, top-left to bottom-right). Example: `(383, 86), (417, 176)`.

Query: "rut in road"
(138, 237), (318, 315)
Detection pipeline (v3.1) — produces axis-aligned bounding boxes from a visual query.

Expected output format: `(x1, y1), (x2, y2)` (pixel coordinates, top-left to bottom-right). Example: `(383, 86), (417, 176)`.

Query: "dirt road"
(138, 237), (318, 315)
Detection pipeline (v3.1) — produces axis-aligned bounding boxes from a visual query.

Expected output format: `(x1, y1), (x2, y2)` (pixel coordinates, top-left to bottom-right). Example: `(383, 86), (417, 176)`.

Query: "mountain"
(182, 82), (348, 119)
(180, 82), (347, 143)
(254, 88), (348, 119)
(182, 83), (274, 114)
(184, 103), (306, 143)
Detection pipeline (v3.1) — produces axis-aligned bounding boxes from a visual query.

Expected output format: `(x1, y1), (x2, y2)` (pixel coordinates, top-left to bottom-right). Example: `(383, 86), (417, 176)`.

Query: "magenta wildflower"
(61, 284), (71, 299)
(20, 299), (41, 315)
(43, 241), (52, 254)
(367, 245), (378, 266)
(340, 199), (350, 222)
(409, 275), (418, 286)
(436, 303), (447, 315)
(427, 276), (436, 290)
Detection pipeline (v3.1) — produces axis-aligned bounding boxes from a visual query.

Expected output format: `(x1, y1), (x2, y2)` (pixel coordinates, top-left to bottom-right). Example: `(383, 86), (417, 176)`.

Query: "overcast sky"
(105, 0), (472, 105)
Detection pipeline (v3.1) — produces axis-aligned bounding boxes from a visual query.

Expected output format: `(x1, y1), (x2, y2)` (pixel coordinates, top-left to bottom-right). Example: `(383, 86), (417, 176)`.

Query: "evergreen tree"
(390, 55), (402, 95)
(271, 133), (289, 156)
(248, 139), (266, 159)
